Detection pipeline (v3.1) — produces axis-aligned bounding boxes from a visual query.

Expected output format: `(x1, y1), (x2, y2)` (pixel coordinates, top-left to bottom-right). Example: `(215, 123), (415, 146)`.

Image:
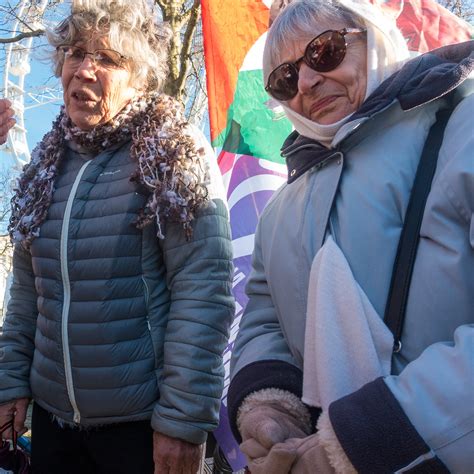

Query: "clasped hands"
(239, 403), (334, 474)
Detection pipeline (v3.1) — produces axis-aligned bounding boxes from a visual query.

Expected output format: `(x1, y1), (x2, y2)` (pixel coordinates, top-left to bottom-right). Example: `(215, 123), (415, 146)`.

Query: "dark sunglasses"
(265, 28), (366, 101)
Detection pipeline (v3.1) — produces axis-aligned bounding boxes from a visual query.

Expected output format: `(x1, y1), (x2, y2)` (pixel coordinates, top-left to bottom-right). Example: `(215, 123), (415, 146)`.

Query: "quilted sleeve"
(151, 132), (234, 444)
(0, 244), (38, 403)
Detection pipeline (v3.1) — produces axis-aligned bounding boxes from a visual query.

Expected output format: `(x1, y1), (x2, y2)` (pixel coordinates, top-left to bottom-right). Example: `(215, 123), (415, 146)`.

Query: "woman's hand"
(238, 401), (311, 473)
(0, 398), (30, 439)
(244, 440), (299, 474)
(290, 434), (335, 474)
(0, 99), (16, 145)
(153, 431), (202, 474)
(245, 435), (335, 474)
(239, 402), (310, 450)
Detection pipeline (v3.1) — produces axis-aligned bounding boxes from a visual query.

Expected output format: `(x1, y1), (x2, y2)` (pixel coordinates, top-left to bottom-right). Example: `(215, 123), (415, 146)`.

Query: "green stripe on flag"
(213, 69), (291, 164)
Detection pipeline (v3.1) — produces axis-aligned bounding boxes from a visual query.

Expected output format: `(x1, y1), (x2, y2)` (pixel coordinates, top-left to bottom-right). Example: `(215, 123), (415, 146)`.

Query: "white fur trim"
(317, 410), (357, 474)
(237, 388), (312, 433)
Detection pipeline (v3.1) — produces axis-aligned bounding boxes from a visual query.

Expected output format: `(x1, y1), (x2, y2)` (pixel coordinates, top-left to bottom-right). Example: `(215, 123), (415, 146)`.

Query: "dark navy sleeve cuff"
(329, 377), (449, 474)
(227, 360), (321, 442)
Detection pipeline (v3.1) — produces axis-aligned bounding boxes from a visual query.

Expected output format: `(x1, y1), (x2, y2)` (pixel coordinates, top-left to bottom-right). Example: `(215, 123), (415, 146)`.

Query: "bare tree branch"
(158, 0), (202, 103)
(175, 0), (201, 96)
(437, 0), (474, 21)
(0, 28), (44, 44)
(155, 0), (166, 11)
(181, 0), (197, 25)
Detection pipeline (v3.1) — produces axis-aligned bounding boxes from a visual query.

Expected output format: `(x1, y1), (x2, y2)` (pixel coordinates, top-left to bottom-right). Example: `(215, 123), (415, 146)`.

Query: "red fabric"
(371, 0), (473, 52)
(0, 422), (30, 474)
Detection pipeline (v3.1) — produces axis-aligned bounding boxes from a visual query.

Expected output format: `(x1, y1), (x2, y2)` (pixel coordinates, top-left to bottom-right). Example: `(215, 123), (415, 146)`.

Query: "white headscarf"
(270, 0), (410, 146)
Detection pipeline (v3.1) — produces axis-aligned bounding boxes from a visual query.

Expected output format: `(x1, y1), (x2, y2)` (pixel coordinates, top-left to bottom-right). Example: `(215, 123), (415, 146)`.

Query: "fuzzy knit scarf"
(9, 92), (209, 249)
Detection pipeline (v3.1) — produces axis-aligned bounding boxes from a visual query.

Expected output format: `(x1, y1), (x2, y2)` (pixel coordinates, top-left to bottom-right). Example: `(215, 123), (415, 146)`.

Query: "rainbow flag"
(201, 0), (472, 469)
(201, 1), (289, 469)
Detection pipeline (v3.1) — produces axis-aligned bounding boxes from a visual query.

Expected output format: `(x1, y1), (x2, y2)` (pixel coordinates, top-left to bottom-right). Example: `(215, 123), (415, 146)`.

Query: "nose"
(74, 56), (97, 81)
(297, 62), (324, 95)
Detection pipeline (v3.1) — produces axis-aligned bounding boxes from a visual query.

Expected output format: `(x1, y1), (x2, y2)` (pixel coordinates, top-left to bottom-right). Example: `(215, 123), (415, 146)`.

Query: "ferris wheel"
(2, 0), (63, 170)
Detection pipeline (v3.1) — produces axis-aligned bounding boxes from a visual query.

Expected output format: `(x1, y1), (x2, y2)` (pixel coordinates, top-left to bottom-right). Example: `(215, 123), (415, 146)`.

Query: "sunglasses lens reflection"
(268, 63), (299, 101)
(306, 31), (346, 72)
(267, 30), (347, 101)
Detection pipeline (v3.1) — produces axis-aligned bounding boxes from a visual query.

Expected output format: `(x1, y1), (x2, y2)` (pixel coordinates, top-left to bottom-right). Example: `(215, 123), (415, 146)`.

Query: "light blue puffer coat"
(229, 42), (474, 472)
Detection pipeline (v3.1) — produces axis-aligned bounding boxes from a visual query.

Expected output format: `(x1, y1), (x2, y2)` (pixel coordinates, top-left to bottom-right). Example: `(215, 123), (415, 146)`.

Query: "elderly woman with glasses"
(228, 0), (473, 473)
(0, 1), (234, 473)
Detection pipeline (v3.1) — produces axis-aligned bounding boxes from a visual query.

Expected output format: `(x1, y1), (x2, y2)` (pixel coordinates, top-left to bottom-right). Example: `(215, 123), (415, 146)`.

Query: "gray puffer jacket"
(0, 128), (234, 444)
(229, 42), (474, 471)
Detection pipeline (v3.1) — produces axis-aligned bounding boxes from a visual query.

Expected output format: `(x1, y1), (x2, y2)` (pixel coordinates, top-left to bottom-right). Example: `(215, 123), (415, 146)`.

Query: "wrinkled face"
(282, 22), (367, 125)
(61, 37), (140, 130)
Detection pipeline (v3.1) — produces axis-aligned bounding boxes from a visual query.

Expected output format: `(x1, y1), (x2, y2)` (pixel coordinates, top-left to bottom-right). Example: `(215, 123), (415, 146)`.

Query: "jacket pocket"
(142, 276), (158, 367)
(142, 275), (152, 332)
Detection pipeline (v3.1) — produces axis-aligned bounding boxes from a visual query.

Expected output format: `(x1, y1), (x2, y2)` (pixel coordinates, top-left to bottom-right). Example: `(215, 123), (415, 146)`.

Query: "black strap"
(384, 106), (454, 352)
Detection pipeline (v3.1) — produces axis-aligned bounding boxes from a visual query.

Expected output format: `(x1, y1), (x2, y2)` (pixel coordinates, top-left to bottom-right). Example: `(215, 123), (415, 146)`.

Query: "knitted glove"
(237, 389), (312, 451)
(239, 402), (310, 451)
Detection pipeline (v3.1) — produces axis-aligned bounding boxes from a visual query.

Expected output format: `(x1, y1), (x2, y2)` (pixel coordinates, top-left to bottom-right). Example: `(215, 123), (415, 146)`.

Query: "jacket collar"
(282, 132), (337, 183)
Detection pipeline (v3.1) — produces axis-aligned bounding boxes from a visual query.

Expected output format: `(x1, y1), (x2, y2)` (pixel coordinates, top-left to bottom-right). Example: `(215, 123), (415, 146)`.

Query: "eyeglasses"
(57, 45), (127, 69)
(265, 28), (366, 101)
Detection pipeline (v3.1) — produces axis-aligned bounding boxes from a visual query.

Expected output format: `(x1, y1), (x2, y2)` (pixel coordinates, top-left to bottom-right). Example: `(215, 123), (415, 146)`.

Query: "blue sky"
(17, 60), (63, 148)
(0, 1), (66, 234)
(1, 0), (65, 167)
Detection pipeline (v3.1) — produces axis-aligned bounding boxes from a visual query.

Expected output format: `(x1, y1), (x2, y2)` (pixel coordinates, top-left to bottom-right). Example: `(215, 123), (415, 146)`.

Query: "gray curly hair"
(48, 0), (170, 92)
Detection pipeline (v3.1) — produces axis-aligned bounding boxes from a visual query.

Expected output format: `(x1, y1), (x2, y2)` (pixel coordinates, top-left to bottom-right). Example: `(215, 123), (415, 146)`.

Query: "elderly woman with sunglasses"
(0, 1), (234, 473)
(228, 0), (474, 473)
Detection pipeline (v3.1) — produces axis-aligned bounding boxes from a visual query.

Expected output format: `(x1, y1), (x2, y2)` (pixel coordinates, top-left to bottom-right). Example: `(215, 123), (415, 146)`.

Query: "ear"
(127, 71), (147, 95)
(121, 83), (140, 104)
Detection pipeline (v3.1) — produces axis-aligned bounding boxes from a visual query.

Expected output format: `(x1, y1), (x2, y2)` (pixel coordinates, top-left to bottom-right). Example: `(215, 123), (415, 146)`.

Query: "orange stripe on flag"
(201, 0), (269, 142)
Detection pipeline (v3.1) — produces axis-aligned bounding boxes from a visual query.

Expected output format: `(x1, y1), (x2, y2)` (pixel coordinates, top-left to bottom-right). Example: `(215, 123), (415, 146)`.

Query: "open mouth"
(72, 91), (96, 103)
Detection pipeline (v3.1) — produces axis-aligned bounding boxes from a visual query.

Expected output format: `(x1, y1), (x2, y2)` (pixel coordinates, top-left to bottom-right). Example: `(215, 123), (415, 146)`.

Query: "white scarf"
(302, 235), (394, 410)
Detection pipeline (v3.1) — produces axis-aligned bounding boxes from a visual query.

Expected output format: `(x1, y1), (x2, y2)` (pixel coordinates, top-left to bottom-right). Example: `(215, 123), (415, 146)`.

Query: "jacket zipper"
(60, 160), (92, 424)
